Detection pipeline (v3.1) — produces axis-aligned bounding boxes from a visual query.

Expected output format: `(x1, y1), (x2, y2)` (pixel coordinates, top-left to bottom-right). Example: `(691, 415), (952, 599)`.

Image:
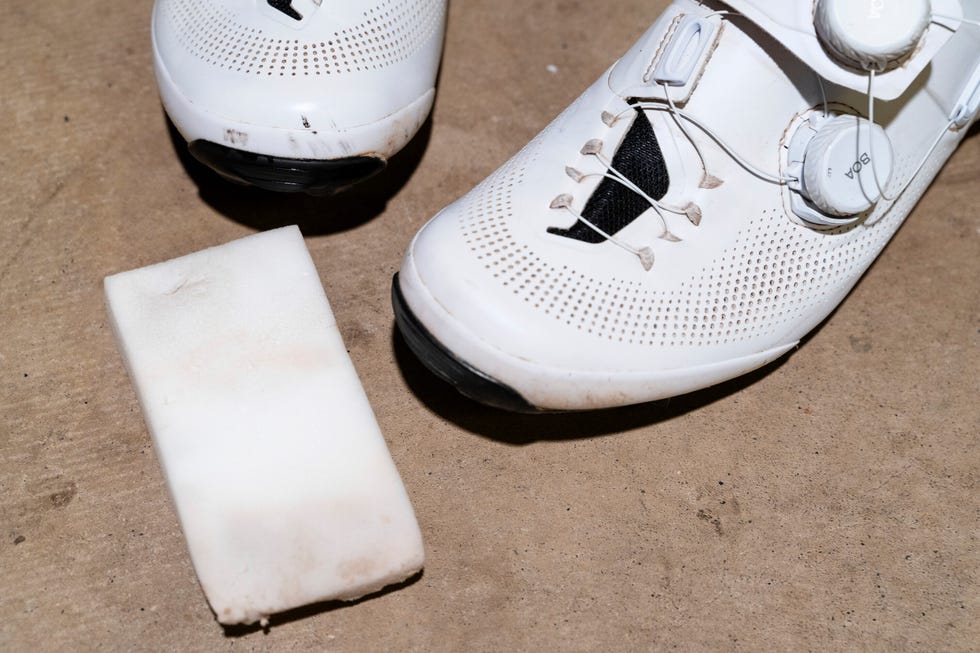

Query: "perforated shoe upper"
(153, 0), (446, 157)
(399, 0), (980, 410)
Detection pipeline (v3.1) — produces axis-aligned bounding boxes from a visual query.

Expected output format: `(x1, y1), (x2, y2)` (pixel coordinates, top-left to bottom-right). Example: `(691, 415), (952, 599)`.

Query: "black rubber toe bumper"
(391, 273), (539, 413)
(189, 140), (385, 194)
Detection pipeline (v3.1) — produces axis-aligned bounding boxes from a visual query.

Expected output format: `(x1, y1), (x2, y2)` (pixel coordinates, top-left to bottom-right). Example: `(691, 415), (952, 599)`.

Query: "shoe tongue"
(260, 0), (322, 28)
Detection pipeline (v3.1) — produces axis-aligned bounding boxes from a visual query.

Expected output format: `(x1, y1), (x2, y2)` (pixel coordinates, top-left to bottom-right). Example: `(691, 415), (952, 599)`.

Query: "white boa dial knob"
(802, 114), (894, 217)
(815, 0), (931, 71)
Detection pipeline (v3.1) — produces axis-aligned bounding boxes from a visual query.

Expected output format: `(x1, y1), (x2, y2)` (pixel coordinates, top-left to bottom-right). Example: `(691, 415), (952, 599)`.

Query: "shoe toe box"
(152, 0), (445, 159)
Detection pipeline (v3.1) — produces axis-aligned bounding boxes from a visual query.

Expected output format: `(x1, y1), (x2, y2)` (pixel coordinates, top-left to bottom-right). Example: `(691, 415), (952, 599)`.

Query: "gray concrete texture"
(1, 1), (977, 650)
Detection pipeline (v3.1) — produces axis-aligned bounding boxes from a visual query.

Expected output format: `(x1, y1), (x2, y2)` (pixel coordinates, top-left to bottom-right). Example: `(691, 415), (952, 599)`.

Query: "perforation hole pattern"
(159, 0), (443, 76)
(458, 117), (956, 350)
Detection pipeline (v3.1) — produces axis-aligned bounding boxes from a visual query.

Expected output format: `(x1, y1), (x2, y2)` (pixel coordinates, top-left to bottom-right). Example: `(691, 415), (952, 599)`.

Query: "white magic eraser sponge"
(104, 226), (424, 626)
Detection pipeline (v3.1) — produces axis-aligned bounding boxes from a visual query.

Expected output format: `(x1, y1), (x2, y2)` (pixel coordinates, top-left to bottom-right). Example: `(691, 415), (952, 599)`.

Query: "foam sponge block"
(104, 226), (424, 625)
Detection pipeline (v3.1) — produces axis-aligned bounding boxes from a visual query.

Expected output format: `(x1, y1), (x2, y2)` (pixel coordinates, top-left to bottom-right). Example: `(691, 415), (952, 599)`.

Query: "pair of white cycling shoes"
(156, 0), (980, 412)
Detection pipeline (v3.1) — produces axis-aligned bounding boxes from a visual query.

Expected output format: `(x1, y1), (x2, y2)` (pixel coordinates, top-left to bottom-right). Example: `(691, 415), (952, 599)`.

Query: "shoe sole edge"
(392, 273), (542, 413)
(188, 141), (386, 193)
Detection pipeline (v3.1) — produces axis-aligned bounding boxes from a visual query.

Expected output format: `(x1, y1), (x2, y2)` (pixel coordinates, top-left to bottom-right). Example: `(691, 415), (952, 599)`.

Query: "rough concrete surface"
(1, 1), (977, 651)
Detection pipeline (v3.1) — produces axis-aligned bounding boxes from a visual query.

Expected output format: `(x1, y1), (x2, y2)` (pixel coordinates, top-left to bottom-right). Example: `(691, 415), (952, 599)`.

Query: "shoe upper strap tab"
(714, 0), (960, 100)
(608, 0), (962, 103)
(608, 3), (724, 104)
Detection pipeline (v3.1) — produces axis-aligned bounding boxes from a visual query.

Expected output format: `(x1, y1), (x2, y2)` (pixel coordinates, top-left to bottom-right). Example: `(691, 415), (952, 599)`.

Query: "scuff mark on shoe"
(223, 129), (248, 147)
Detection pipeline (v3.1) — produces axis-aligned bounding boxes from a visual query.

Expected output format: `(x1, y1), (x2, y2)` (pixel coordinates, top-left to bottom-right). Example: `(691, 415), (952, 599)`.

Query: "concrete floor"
(1, 1), (977, 650)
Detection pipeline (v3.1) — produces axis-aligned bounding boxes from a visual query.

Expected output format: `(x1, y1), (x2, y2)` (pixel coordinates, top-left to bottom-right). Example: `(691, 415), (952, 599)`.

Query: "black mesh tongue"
(268, 0), (303, 20)
(549, 111), (670, 243)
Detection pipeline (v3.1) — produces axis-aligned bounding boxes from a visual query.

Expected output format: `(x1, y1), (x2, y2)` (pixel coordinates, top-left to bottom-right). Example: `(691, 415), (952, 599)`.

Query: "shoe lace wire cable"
(558, 35), (801, 269)
(866, 69), (957, 210)
(575, 139), (694, 233)
(863, 12), (980, 218)
(552, 9), (971, 268)
(604, 99), (800, 186)
(815, 72), (831, 118)
(931, 13), (980, 29)
(563, 165), (684, 242)
(551, 139), (680, 272)
(549, 194), (656, 270)
(659, 83), (725, 188)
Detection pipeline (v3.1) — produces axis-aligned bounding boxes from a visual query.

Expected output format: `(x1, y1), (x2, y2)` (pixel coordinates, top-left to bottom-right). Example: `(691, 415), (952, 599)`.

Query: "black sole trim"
(391, 273), (540, 413)
(188, 140), (385, 194)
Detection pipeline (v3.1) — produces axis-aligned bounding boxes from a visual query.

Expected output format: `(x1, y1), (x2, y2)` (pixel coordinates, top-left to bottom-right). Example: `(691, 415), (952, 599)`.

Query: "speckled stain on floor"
(0, 1), (977, 651)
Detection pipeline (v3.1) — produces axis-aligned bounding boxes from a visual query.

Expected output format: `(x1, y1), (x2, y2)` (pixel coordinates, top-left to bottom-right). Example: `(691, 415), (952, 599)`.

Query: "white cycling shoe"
(394, 0), (980, 411)
(153, 0), (446, 192)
